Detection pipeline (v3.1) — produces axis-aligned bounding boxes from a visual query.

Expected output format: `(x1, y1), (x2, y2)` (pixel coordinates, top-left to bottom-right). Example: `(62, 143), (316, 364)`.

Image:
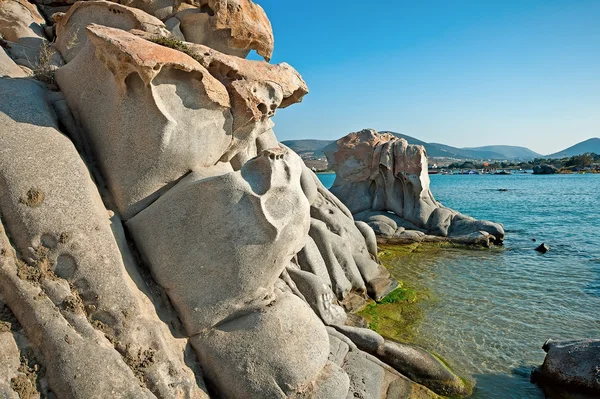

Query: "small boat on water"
(494, 170), (511, 175)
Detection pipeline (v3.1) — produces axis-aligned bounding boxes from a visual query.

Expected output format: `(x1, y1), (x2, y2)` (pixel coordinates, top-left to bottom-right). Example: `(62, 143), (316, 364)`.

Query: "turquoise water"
(318, 173), (600, 398)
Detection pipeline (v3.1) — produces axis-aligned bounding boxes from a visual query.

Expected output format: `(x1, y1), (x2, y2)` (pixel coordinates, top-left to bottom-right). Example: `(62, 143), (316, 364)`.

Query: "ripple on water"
(359, 174), (600, 399)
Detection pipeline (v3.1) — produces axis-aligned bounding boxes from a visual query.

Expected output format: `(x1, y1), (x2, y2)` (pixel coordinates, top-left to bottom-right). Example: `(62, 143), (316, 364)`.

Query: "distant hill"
(462, 145), (542, 160)
(281, 139), (334, 158)
(284, 132), (542, 161)
(545, 138), (600, 159)
(382, 132), (538, 160)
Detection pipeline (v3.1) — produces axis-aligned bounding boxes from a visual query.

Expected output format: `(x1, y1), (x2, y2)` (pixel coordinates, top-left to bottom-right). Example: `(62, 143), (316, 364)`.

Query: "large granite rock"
(1, 48), (28, 77)
(53, 0), (170, 63)
(0, 76), (206, 398)
(325, 129), (505, 246)
(174, 0), (274, 60)
(56, 24), (233, 220)
(0, 0), (60, 69)
(532, 338), (600, 395)
(0, 1), (471, 396)
(128, 148), (311, 333)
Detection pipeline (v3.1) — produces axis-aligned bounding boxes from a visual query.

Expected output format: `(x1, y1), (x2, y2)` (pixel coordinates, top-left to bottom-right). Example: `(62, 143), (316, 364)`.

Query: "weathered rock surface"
(53, 0), (170, 63)
(56, 24), (233, 220)
(191, 292), (338, 398)
(1, 48), (28, 77)
(325, 129), (505, 246)
(333, 325), (471, 396)
(128, 148), (310, 333)
(0, 0), (60, 69)
(174, 0), (274, 60)
(0, 1), (474, 397)
(0, 76), (206, 398)
(532, 338), (600, 395)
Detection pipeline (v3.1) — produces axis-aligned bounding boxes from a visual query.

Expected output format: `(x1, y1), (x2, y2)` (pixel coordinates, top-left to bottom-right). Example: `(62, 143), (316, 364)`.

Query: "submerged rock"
(324, 129), (505, 246)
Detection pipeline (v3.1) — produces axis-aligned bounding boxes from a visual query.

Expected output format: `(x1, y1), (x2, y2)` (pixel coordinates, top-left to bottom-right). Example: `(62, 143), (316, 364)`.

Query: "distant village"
(302, 152), (600, 175)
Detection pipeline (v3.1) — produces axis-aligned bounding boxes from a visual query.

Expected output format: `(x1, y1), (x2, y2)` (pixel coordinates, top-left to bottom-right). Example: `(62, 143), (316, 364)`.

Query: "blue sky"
(250, 0), (600, 155)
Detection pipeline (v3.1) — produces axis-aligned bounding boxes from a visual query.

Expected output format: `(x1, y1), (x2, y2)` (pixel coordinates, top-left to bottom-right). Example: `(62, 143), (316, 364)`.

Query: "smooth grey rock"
(376, 341), (471, 397)
(287, 267), (347, 326)
(325, 129), (505, 246)
(164, 16), (185, 40)
(328, 333), (351, 366)
(355, 221), (378, 258)
(128, 148), (310, 334)
(190, 292), (337, 398)
(56, 25), (233, 219)
(334, 325), (384, 353)
(0, 77), (206, 398)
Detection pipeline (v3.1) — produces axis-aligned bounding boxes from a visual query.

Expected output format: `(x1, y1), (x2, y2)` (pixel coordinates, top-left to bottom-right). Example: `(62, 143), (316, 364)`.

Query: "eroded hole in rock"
(40, 234), (57, 249)
(199, 4), (215, 16)
(257, 103), (268, 115)
(54, 254), (77, 279)
(19, 188), (44, 208)
(91, 310), (117, 328)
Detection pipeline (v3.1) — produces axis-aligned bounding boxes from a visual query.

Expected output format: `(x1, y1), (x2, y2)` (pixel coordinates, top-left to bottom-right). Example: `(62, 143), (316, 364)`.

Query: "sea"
(317, 172), (600, 399)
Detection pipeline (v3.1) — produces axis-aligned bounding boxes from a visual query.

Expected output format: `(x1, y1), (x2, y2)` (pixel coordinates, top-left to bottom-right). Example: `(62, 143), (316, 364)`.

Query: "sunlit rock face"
(0, 0), (465, 396)
(325, 129), (505, 246)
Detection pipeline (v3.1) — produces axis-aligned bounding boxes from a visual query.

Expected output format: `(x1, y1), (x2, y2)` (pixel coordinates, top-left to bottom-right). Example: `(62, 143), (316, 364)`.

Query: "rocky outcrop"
(173, 0), (274, 60)
(533, 164), (558, 175)
(0, 0), (61, 69)
(532, 338), (600, 395)
(0, 0), (471, 397)
(53, 1), (170, 62)
(325, 129), (505, 246)
(0, 74), (206, 398)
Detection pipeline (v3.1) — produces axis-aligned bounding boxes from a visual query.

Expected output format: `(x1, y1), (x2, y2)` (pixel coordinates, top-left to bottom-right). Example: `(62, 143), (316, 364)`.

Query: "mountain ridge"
(545, 138), (600, 158)
(283, 134), (600, 161)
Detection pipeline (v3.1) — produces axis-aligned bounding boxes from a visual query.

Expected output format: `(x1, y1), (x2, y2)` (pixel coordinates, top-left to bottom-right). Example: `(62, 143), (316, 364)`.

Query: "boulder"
(333, 325), (471, 396)
(56, 24), (233, 220)
(535, 243), (550, 253)
(532, 338), (600, 395)
(54, 0), (170, 63)
(0, 76), (207, 398)
(0, 0), (61, 69)
(0, 48), (27, 77)
(127, 148), (310, 334)
(533, 164), (558, 175)
(190, 292), (342, 398)
(325, 129), (505, 246)
(174, 0), (274, 60)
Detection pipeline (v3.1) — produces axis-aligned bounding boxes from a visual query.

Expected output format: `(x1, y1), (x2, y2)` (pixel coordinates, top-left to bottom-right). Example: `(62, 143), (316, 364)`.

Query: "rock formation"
(532, 338), (600, 396)
(1, 0), (470, 397)
(325, 129), (505, 246)
(533, 164), (558, 175)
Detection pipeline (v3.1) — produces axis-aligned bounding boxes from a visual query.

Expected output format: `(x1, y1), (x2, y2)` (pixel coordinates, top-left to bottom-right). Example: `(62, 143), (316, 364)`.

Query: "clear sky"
(250, 0), (600, 155)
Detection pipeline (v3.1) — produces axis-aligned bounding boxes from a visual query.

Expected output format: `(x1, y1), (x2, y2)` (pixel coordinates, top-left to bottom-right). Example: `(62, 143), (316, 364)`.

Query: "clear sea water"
(317, 172), (600, 398)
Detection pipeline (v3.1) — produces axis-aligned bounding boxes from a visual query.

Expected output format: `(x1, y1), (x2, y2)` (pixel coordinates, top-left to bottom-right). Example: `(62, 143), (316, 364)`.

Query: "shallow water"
(318, 173), (600, 398)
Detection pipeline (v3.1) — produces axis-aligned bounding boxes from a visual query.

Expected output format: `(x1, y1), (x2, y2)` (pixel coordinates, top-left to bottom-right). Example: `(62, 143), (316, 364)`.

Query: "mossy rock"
(358, 284), (429, 343)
